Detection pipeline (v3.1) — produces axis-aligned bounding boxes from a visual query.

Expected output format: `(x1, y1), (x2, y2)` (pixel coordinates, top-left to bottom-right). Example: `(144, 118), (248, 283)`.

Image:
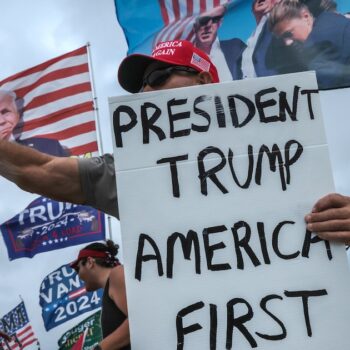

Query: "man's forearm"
(0, 139), (52, 183)
(0, 139), (86, 204)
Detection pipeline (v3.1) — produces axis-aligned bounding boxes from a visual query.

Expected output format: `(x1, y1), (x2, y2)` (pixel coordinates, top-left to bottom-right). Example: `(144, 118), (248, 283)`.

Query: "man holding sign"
(0, 40), (349, 242)
(109, 42), (350, 347)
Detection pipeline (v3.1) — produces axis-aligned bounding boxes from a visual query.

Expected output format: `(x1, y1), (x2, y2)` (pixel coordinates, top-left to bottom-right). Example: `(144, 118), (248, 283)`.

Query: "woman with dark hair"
(300, 0), (337, 17)
(269, 0), (350, 89)
(70, 240), (130, 350)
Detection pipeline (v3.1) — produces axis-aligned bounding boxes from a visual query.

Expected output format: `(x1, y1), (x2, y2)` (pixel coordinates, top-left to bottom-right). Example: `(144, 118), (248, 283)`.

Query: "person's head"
(193, 5), (226, 53)
(118, 40), (219, 93)
(70, 240), (120, 291)
(269, 0), (314, 47)
(252, 0), (281, 23)
(0, 90), (20, 141)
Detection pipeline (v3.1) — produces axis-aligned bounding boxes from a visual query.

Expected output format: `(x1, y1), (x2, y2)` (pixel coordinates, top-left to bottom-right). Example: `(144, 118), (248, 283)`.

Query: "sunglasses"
(141, 65), (199, 91)
(73, 258), (87, 273)
(196, 15), (223, 27)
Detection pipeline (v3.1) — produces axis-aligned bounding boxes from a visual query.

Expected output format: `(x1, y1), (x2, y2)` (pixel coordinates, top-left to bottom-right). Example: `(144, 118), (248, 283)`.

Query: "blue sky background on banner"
(116, 1), (164, 53)
(116, 0), (350, 54)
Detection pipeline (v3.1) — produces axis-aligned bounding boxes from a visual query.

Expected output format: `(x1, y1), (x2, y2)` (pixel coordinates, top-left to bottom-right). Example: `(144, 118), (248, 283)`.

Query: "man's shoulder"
(314, 11), (350, 31)
(109, 265), (125, 287)
(78, 153), (114, 168)
(308, 11), (350, 45)
(219, 38), (246, 60)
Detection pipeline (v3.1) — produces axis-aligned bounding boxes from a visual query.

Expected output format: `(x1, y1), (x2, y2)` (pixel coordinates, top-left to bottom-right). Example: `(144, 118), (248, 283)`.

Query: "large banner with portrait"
(0, 46), (98, 156)
(115, 0), (350, 90)
(0, 47), (106, 260)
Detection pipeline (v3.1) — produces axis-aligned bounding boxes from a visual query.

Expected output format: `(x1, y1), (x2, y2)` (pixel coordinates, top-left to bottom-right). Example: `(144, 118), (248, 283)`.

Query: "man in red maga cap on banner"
(70, 240), (130, 350)
(0, 39), (349, 245)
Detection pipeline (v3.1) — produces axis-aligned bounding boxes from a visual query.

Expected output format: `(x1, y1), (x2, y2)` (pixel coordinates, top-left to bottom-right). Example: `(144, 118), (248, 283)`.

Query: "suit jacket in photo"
(17, 137), (70, 157)
(220, 38), (247, 80)
(302, 11), (350, 89)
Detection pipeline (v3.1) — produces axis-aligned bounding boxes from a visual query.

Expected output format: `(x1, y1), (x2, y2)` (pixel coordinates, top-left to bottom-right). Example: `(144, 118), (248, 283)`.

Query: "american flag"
(0, 46), (98, 156)
(154, 0), (229, 45)
(0, 302), (40, 350)
(191, 52), (211, 71)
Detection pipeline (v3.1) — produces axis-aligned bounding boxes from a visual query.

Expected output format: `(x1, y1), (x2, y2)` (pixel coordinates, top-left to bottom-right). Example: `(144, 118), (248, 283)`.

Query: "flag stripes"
(69, 287), (86, 300)
(22, 92), (93, 123)
(0, 47), (88, 85)
(154, 0), (229, 45)
(0, 302), (40, 350)
(21, 103), (93, 133)
(17, 72), (91, 107)
(14, 65), (89, 98)
(9, 325), (37, 349)
(0, 46), (98, 156)
(22, 112), (94, 141)
(71, 141), (98, 156)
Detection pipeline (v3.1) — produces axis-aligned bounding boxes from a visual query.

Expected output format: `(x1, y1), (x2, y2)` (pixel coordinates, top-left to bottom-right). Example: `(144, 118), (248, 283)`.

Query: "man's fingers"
(305, 207), (350, 223)
(315, 230), (350, 245)
(312, 193), (350, 212)
(307, 219), (350, 233)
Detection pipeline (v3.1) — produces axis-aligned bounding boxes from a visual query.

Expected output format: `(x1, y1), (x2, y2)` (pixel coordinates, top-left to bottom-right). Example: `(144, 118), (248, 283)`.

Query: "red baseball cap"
(118, 40), (220, 93)
(70, 249), (110, 271)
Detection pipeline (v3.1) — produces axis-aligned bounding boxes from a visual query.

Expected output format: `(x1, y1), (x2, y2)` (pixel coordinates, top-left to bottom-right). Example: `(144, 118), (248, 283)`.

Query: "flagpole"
(86, 42), (112, 242)
(108, 215), (114, 242)
(86, 42), (104, 155)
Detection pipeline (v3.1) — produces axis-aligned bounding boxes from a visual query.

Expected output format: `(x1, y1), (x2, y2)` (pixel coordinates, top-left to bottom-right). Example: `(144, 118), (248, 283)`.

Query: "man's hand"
(305, 193), (350, 245)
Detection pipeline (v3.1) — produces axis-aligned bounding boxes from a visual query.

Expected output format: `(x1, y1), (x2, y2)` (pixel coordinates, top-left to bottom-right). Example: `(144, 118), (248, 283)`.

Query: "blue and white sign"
(39, 264), (103, 331)
(0, 196), (105, 260)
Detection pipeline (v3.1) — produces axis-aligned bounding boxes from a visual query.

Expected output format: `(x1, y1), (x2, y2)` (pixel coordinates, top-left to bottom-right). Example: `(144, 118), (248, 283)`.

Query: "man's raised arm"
(0, 139), (85, 205)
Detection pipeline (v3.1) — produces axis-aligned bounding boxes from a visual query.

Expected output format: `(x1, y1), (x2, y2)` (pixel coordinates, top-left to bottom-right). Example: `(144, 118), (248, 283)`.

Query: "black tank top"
(101, 278), (131, 349)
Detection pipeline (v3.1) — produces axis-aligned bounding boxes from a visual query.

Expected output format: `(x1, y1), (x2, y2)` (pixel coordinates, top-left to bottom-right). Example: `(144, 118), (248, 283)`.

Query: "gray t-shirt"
(78, 154), (119, 218)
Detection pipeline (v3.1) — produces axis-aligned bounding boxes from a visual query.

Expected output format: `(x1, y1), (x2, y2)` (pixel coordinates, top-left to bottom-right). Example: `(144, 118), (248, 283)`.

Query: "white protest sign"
(109, 72), (350, 349)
